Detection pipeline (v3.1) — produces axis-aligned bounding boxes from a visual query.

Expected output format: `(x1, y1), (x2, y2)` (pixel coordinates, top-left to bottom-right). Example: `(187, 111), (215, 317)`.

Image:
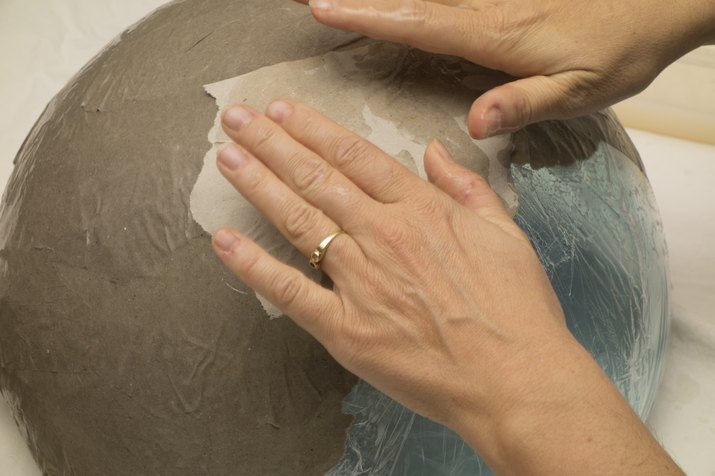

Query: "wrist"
(484, 348), (621, 474)
(448, 333), (679, 474)
(636, 0), (715, 71)
(446, 329), (589, 471)
(701, 2), (715, 45)
(671, 0), (715, 54)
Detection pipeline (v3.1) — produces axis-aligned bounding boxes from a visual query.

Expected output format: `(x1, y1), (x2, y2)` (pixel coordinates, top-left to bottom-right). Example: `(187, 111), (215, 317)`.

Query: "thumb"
(468, 74), (586, 139)
(424, 139), (509, 222)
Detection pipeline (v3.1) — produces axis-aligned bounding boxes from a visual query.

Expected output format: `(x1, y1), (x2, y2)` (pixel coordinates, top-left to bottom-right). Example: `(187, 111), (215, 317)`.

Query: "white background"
(0, 1), (713, 474)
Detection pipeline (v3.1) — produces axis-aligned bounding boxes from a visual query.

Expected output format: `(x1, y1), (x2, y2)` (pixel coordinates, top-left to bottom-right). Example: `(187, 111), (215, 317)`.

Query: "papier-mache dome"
(0, 0), (669, 474)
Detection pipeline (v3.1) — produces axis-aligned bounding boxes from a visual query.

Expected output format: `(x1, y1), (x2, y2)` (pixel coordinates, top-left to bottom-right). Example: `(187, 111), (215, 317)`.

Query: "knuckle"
(456, 173), (488, 201)
(238, 251), (261, 276)
(412, 195), (447, 220)
(332, 135), (370, 169)
(241, 167), (268, 195)
(293, 159), (333, 193)
(380, 219), (415, 253)
(250, 123), (276, 152)
(297, 111), (321, 138)
(272, 271), (303, 308)
(509, 84), (536, 125)
(407, 0), (429, 26)
(457, 181), (481, 205)
(553, 75), (598, 118)
(283, 200), (322, 241)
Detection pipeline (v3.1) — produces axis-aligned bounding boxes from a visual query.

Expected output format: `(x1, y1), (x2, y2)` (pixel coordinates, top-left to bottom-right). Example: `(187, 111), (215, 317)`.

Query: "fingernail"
(484, 107), (503, 137)
(431, 139), (455, 163)
(266, 100), (293, 122)
(223, 106), (254, 131)
(309, 0), (333, 10)
(213, 229), (239, 252)
(217, 144), (246, 170)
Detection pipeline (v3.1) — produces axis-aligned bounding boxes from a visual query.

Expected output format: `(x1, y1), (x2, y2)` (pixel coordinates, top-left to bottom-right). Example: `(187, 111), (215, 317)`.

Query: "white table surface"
(1, 1), (714, 475)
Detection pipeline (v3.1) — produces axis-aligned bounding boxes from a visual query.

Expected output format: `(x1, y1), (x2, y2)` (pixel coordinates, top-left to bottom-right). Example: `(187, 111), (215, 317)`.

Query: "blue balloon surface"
(329, 139), (670, 476)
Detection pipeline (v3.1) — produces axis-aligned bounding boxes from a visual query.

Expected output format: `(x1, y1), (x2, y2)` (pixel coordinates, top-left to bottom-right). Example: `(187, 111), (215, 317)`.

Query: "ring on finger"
(309, 230), (345, 270)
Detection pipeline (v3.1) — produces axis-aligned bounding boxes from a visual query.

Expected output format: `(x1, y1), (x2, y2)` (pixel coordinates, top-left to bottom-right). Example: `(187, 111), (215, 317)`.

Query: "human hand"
(294, 0), (715, 138)
(210, 99), (682, 473)
(209, 98), (627, 472)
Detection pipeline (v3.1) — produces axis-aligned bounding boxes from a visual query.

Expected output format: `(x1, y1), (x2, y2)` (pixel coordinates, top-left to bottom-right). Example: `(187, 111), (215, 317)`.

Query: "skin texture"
(211, 100), (682, 474)
(296, 0), (715, 138)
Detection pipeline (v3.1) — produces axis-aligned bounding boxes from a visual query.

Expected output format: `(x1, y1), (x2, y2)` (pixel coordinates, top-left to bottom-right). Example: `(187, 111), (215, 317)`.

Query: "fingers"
(423, 139), (510, 223)
(216, 143), (360, 277)
(264, 99), (426, 204)
(212, 228), (343, 340)
(300, 0), (600, 139)
(306, 0), (495, 66)
(468, 74), (591, 138)
(221, 104), (377, 230)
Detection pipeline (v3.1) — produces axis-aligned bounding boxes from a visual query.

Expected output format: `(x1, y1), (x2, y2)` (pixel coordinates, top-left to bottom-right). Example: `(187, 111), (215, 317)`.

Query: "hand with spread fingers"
(211, 99), (681, 474)
(294, 0), (715, 138)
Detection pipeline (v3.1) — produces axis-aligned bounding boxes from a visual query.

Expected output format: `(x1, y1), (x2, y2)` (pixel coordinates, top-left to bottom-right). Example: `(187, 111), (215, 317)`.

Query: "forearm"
(665, 0), (715, 56)
(698, 0), (715, 44)
(451, 334), (682, 475)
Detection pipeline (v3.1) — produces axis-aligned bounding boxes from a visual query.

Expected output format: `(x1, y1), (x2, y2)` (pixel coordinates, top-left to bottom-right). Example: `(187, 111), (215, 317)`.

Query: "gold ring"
(309, 230), (345, 270)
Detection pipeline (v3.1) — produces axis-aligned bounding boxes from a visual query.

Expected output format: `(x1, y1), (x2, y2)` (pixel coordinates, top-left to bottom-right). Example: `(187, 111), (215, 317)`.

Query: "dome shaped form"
(0, 0), (669, 474)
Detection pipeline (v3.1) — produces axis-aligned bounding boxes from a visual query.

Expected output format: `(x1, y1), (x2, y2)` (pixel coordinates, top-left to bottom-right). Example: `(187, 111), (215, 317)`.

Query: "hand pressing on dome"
(211, 99), (682, 475)
(294, 0), (715, 138)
